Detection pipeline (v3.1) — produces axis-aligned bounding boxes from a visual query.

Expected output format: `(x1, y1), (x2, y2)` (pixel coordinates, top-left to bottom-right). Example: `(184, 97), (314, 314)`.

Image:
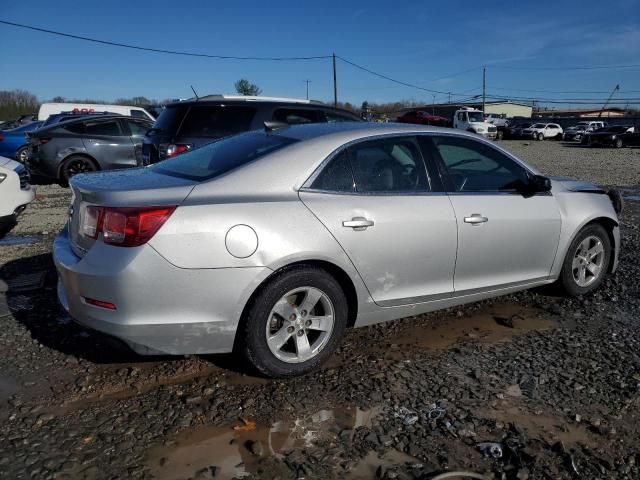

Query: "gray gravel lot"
(1, 141), (639, 479)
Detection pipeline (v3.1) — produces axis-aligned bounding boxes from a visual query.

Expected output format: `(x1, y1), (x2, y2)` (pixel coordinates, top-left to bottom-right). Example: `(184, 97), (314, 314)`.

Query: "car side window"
(348, 137), (429, 193)
(83, 120), (123, 136)
(310, 150), (354, 192)
(273, 108), (320, 125)
(126, 120), (151, 136)
(431, 136), (529, 192)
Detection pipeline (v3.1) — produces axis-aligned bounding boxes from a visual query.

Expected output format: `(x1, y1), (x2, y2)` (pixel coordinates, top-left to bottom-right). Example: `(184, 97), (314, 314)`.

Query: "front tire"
(537, 133), (544, 141)
(614, 138), (623, 148)
(496, 130), (504, 141)
(558, 224), (611, 296)
(237, 266), (348, 378)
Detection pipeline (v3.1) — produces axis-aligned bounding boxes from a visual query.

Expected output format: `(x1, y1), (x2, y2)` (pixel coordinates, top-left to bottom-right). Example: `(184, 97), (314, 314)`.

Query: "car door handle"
(464, 213), (488, 225)
(342, 217), (374, 230)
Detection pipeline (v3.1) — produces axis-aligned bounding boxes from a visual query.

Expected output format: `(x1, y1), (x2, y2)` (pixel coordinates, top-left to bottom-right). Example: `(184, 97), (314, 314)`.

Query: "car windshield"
(152, 131), (299, 181)
(468, 112), (484, 122)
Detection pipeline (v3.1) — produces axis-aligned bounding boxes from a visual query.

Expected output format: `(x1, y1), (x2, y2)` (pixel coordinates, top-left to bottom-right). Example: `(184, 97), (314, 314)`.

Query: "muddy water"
(0, 235), (39, 246)
(622, 188), (640, 202)
(147, 406), (382, 480)
(387, 303), (554, 351)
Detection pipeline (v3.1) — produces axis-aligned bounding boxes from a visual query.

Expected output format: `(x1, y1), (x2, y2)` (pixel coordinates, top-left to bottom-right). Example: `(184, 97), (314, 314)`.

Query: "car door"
(426, 134), (561, 293)
(81, 119), (136, 169)
(299, 135), (458, 306)
(122, 119), (152, 166)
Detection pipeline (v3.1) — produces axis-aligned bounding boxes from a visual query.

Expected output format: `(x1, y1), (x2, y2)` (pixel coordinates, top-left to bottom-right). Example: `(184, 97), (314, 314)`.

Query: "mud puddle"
(0, 235), (40, 246)
(621, 188), (640, 202)
(482, 401), (598, 448)
(147, 406), (382, 480)
(388, 303), (554, 351)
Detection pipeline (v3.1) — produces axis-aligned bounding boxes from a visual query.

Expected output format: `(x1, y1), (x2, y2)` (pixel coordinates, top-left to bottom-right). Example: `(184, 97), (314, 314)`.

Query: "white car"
(522, 123), (563, 141)
(0, 156), (35, 238)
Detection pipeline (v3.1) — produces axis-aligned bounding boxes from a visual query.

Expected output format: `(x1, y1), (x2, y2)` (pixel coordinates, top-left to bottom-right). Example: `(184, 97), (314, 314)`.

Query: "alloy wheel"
(265, 287), (335, 363)
(66, 158), (95, 177)
(572, 235), (605, 287)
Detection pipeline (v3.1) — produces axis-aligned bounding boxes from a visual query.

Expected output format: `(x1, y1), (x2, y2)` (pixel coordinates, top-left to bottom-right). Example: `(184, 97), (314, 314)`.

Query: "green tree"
(234, 79), (262, 96)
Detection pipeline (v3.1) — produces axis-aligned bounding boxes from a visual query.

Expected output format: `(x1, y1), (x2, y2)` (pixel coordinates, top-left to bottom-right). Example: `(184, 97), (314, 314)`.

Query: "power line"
(0, 19), (331, 61)
(491, 63), (640, 71)
(488, 85), (640, 95)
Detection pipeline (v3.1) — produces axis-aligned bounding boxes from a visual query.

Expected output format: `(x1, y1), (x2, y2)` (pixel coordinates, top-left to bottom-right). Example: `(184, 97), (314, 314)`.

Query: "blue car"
(0, 121), (44, 163)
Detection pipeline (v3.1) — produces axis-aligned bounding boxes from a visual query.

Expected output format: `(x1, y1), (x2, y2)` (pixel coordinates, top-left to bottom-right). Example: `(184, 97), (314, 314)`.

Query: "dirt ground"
(1, 140), (639, 479)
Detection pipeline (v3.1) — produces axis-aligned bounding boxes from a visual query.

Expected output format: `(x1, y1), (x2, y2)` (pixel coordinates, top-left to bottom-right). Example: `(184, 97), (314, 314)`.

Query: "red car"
(396, 110), (450, 127)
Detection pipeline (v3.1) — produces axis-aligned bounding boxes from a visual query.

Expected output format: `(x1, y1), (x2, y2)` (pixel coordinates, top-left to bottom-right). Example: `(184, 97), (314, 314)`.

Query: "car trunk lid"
(67, 167), (196, 257)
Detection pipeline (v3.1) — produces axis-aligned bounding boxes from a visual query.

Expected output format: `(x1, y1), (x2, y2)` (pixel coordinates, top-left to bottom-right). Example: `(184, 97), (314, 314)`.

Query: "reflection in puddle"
(0, 235), (38, 245)
(389, 304), (554, 351)
(622, 189), (640, 202)
(147, 407), (382, 480)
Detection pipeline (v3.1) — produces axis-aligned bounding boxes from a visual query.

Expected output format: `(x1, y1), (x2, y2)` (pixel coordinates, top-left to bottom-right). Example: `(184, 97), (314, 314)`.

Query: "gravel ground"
(1, 141), (639, 479)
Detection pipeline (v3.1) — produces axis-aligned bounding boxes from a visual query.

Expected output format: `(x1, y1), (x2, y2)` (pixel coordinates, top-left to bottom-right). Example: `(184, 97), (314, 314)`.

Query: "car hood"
(550, 176), (605, 193)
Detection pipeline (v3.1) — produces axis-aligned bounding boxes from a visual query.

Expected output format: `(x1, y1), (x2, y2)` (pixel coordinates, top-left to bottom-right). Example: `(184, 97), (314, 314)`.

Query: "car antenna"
(190, 85), (199, 101)
(264, 121), (289, 133)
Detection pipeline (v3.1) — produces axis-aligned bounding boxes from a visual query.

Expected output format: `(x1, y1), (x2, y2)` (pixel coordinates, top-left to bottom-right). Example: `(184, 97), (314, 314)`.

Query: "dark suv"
(141, 96), (362, 163)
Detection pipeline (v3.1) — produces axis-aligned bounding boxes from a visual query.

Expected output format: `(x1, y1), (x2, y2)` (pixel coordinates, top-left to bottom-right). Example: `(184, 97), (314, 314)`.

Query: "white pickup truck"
(453, 107), (497, 140)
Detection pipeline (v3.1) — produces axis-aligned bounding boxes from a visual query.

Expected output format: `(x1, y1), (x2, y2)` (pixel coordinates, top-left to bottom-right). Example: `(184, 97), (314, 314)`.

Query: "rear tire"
(59, 155), (98, 186)
(237, 266), (348, 378)
(557, 224), (611, 296)
(16, 146), (29, 164)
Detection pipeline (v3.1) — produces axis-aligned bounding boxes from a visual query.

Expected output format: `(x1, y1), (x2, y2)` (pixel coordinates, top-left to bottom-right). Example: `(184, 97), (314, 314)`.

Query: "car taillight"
(165, 144), (191, 158)
(81, 206), (176, 247)
(39, 138), (51, 145)
(0, 133), (4, 141)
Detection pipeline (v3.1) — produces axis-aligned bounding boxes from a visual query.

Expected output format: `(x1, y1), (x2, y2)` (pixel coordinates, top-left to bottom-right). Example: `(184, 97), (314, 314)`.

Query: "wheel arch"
(57, 153), (100, 178)
(567, 216), (619, 274)
(237, 259), (360, 345)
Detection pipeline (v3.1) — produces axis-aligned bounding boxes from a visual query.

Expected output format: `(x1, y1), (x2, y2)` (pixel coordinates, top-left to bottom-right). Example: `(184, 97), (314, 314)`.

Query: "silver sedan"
(54, 123), (621, 377)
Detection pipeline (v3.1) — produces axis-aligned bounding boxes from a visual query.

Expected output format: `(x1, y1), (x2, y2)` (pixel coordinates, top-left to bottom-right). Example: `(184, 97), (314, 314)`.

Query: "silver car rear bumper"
(54, 228), (271, 355)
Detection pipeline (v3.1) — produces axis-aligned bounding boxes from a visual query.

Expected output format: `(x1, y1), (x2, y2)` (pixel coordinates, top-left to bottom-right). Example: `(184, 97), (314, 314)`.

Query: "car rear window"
(178, 105), (257, 138)
(152, 131), (298, 181)
(151, 105), (187, 135)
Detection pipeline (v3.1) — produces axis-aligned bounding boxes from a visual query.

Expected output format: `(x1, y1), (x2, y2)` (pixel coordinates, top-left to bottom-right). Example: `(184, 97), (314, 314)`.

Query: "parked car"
(484, 113), (510, 128)
(0, 121), (44, 163)
(26, 115), (153, 185)
(54, 123), (620, 377)
(506, 122), (532, 139)
(0, 156), (35, 238)
(141, 95), (362, 164)
(586, 125), (637, 148)
(577, 120), (607, 131)
(563, 125), (589, 142)
(38, 103), (155, 121)
(396, 110), (449, 127)
(521, 123), (563, 140)
(0, 114), (39, 131)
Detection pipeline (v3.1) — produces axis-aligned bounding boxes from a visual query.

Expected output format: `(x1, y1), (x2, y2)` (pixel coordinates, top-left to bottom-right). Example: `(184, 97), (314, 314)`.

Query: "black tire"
(496, 130), (504, 141)
(557, 224), (611, 296)
(59, 155), (98, 186)
(537, 133), (544, 141)
(0, 221), (17, 239)
(614, 138), (623, 148)
(15, 146), (29, 164)
(237, 266), (348, 378)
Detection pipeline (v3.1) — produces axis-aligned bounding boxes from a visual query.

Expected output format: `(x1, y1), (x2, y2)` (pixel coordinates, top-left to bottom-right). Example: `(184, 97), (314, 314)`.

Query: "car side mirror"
(529, 174), (552, 193)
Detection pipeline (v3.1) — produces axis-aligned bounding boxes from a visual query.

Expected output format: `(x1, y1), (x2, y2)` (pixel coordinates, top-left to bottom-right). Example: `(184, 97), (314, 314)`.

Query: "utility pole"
(332, 53), (338, 107)
(432, 94), (436, 114)
(482, 66), (486, 113)
(448, 92), (451, 104)
(303, 80), (311, 99)
(598, 84), (620, 118)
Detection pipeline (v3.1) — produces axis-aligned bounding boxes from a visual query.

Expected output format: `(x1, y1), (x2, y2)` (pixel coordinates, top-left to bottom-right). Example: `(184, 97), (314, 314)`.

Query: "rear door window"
(273, 108), (321, 125)
(83, 120), (123, 136)
(125, 120), (152, 136)
(152, 105), (187, 134)
(310, 151), (355, 192)
(179, 105), (257, 138)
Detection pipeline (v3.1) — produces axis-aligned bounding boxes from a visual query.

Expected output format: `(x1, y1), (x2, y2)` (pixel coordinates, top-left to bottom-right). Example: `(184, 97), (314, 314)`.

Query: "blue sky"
(1, 0), (639, 107)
